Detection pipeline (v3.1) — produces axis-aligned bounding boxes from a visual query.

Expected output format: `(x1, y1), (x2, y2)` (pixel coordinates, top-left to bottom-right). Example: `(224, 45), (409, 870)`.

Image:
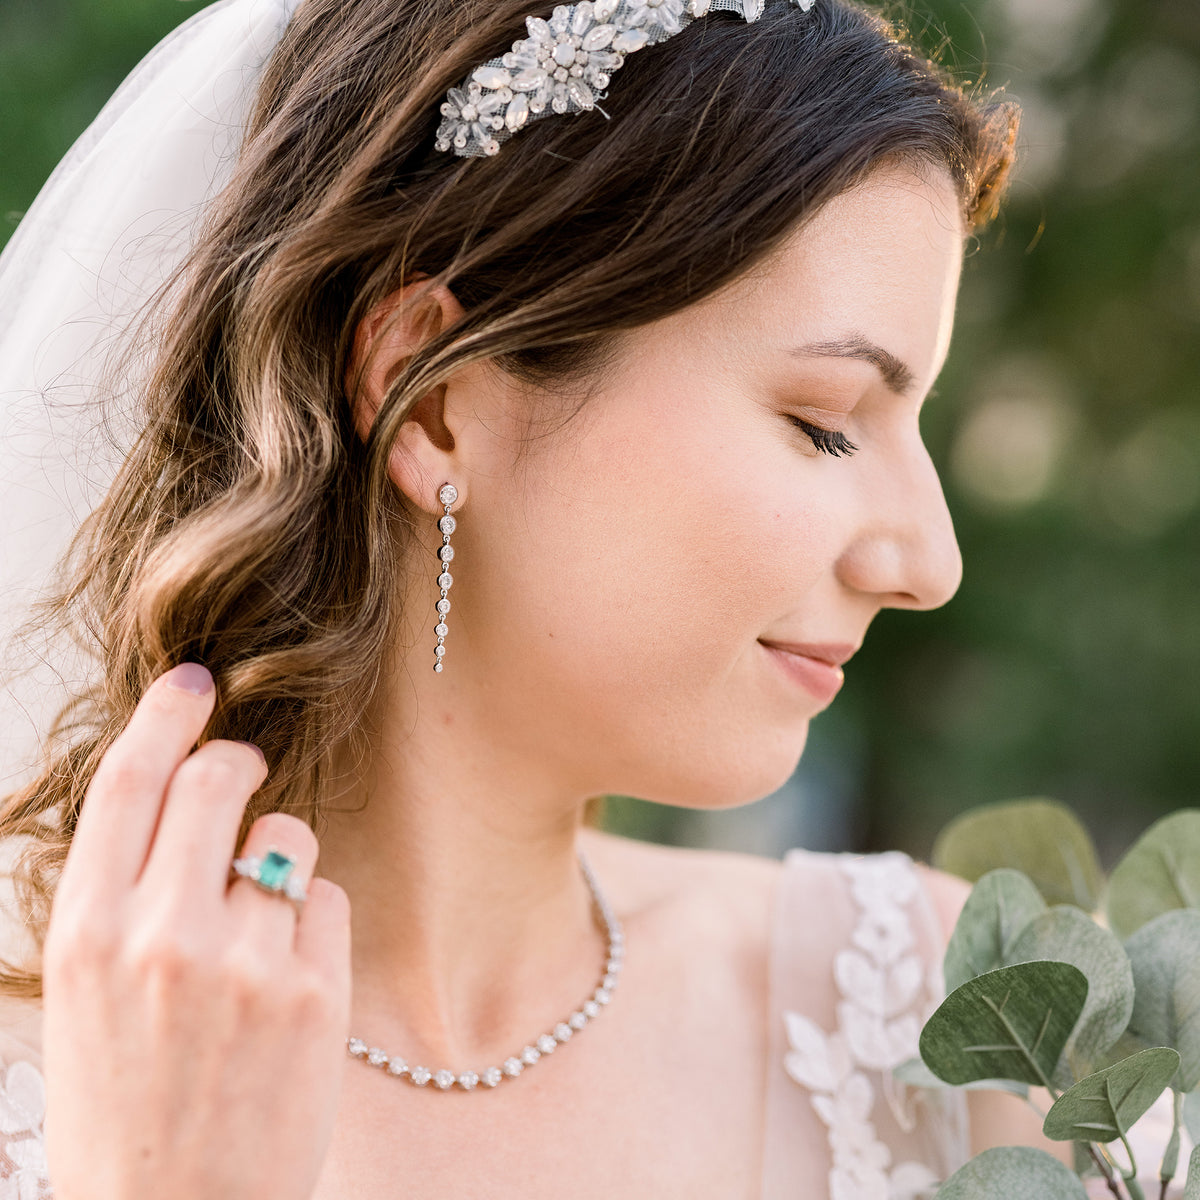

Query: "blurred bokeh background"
(2, 0), (1196, 866)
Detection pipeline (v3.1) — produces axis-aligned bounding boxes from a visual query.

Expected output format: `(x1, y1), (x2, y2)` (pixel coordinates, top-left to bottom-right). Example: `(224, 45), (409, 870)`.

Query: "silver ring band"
(229, 845), (307, 911)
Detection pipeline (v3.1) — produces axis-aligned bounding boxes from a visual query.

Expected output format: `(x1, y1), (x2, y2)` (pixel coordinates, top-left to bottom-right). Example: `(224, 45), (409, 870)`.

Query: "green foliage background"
(2, 0), (1196, 863)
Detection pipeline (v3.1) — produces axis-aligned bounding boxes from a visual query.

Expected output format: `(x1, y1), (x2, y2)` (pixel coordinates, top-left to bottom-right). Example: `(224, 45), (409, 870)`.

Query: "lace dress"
(0, 845), (966, 1198)
(0, 834), (50, 1200)
(762, 847), (970, 1198)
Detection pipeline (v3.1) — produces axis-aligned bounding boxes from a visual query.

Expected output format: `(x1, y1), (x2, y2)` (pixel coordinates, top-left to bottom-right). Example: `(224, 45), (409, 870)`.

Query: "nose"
(836, 435), (963, 612)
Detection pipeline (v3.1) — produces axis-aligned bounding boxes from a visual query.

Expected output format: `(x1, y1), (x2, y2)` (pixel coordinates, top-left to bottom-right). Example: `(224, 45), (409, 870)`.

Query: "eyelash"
(788, 415), (860, 458)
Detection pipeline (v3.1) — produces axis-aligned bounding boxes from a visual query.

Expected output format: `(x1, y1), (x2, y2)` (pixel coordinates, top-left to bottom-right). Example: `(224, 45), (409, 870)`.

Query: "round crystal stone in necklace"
(345, 848), (621, 1092)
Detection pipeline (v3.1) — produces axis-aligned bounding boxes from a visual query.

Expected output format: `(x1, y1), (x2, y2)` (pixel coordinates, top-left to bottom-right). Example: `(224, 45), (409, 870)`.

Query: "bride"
(0, 0), (1063, 1195)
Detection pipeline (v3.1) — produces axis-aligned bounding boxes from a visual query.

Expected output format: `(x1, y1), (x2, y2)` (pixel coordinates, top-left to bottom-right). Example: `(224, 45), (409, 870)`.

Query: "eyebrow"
(786, 334), (918, 397)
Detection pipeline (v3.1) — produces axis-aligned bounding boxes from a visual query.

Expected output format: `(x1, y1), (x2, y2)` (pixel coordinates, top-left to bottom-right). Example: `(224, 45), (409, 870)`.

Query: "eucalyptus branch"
(922, 804), (1200, 1199)
(1026, 1075), (1127, 1198)
(1158, 1088), (1182, 1200)
(1117, 1130), (1147, 1200)
(1086, 1142), (1128, 1200)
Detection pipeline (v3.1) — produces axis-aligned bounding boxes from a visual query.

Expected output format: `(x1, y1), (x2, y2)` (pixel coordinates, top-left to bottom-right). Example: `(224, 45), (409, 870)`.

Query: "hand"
(41, 662), (352, 1200)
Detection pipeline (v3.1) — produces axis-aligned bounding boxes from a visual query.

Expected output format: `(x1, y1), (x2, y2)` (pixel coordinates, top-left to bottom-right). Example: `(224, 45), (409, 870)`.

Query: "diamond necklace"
(345, 848), (623, 1091)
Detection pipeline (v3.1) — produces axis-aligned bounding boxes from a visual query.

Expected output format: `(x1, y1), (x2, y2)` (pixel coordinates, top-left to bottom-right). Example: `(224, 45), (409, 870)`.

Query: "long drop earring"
(433, 482), (457, 672)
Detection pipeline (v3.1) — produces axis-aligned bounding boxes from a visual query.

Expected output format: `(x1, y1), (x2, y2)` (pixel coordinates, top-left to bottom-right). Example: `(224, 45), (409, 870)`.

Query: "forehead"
(706, 161), (967, 391)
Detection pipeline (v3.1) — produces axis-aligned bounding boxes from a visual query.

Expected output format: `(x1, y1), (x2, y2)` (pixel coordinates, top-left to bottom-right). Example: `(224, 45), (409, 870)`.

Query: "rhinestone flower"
(625, 0), (688, 33)
(507, 1), (627, 114)
(437, 82), (509, 156)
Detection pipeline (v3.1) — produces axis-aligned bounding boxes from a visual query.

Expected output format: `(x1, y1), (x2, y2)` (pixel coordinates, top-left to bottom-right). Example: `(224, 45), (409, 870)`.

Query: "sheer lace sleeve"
(761, 848), (969, 1200)
(0, 839), (51, 1198)
(0, 996), (48, 1198)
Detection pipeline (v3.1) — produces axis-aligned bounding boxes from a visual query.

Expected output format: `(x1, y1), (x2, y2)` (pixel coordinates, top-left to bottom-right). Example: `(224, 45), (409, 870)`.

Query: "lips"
(758, 640), (850, 704)
(757, 640), (859, 667)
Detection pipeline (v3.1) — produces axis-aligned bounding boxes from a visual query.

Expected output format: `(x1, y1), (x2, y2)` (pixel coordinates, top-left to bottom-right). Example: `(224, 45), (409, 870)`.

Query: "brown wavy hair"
(0, 0), (1019, 998)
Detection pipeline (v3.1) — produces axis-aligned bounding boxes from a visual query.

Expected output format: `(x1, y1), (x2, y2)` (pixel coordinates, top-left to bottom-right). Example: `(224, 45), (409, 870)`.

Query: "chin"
(637, 726), (811, 813)
(734, 725), (811, 808)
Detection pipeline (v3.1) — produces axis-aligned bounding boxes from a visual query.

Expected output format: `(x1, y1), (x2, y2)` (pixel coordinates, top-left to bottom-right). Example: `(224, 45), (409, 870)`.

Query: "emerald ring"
(230, 846), (307, 909)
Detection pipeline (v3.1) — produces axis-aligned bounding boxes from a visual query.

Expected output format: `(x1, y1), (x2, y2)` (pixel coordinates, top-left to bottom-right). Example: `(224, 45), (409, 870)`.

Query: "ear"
(346, 274), (471, 514)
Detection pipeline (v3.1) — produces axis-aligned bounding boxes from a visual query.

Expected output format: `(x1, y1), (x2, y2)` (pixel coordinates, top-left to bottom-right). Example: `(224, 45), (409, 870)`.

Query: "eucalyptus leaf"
(1186, 1144), (1200, 1200)
(934, 1145), (1089, 1198)
(1007, 905), (1134, 1082)
(1089, 1029), (1156, 1073)
(943, 868), (1047, 994)
(931, 797), (1103, 910)
(1042, 1046), (1180, 1143)
(1072, 1141), (1095, 1177)
(894, 1055), (950, 1089)
(893, 1055), (1030, 1098)
(1125, 909), (1200, 1092)
(1107, 810), (1200, 941)
(919, 960), (1087, 1088)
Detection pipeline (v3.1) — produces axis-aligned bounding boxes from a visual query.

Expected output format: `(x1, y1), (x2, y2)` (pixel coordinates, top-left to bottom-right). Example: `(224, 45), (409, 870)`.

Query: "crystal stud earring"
(434, 482), (457, 672)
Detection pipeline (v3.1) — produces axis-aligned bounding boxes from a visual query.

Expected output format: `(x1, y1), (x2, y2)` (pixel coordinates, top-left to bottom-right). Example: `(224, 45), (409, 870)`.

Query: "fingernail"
(164, 662), (214, 696)
(236, 741), (267, 766)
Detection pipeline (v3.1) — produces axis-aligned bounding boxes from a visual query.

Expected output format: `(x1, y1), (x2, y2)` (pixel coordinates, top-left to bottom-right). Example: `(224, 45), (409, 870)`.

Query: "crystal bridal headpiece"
(434, 0), (817, 158)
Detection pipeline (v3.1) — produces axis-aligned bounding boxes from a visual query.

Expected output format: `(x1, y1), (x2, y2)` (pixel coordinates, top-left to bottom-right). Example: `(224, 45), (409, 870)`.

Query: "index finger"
(59, 662), (218, 910)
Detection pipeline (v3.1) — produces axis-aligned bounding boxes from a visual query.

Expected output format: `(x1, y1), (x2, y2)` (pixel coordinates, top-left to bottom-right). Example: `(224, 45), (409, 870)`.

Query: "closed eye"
(788, 414), (859, 458)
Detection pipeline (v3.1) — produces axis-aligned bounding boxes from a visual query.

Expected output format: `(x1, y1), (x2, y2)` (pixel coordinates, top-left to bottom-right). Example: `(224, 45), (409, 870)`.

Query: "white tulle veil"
(0, 0), (301, 796)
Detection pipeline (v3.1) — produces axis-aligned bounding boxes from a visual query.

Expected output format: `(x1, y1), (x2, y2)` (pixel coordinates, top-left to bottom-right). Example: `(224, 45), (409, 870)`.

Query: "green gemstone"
(258, 849), (296, 890)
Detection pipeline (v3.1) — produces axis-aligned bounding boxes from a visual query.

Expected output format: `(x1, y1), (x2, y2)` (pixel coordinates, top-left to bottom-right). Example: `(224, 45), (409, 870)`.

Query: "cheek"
(453, 390), (848, 806)
(472, 389), (840, 694)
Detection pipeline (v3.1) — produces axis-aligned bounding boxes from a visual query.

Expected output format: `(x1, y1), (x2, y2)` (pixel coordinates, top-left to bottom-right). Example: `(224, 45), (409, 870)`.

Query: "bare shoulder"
(577, 832), (971, 952)
(911, 860), (971, 941)
(577, 825), (782, 956)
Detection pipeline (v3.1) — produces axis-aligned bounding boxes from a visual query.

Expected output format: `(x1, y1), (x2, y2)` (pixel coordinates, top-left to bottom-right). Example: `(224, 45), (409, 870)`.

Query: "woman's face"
(413, 161), (965, 811)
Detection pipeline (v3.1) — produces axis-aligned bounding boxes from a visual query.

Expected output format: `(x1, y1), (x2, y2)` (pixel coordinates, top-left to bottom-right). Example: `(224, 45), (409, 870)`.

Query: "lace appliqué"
(782, 852), (941, 1200)
(0, 1056), (49, 1199)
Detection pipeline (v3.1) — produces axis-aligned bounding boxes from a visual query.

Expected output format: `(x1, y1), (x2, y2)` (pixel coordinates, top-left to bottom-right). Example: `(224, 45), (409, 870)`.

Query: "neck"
(317, 676), (608, 1070)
